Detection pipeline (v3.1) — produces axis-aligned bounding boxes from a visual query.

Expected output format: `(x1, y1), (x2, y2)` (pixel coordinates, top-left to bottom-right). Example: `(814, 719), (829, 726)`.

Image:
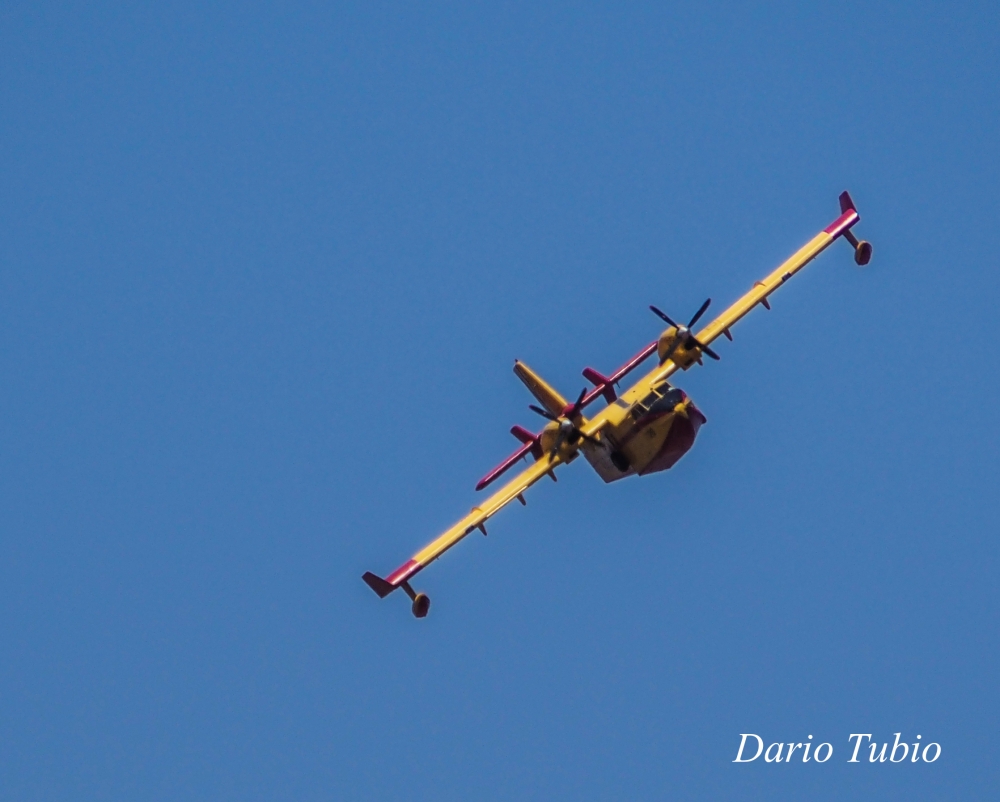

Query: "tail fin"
(513, 360), (568, 416)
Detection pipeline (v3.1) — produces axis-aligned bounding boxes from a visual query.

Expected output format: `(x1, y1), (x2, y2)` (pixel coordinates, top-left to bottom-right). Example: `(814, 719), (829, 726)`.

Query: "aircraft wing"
(652, 191), (868, 382)
(362, 451), (564, 605)
(696, 192), (865, 350)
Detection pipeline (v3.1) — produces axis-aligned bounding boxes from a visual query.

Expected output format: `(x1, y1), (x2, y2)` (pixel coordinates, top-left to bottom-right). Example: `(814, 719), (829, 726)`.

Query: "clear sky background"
(1, 2), (997, 800)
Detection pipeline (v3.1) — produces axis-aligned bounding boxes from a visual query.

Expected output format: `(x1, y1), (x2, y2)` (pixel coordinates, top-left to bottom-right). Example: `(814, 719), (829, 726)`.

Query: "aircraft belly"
(582, 399), (707, 482)
(637, 405), (707, 475)
(626, 415), (675, 474)
(581, 413), (674, 482)
(582, 443), (632, 483)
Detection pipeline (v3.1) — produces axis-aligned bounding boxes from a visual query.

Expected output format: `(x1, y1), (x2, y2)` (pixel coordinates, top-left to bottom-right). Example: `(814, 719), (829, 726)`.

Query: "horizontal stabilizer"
(510, 425), (535, 445)
(362, 571), (396, 598)
(582, 367), (617, 403)
(476, 441), (534, 490)
(510, 425), (543, 457)
(577, 341), (659, 410)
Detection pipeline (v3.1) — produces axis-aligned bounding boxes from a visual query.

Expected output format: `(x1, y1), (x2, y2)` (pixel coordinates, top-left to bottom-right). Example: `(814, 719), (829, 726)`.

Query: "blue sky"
(1, 2), (997, 800)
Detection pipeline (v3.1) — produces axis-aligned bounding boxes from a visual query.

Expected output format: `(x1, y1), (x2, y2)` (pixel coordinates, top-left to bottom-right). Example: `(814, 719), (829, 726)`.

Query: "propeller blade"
(529, 404), (559, 421)
(699, 341), (721, 361)
(687, 297), (712, 328)
(660, 336), (682, 365)
(649, 305), (678, 328)
(567, 387), (588, 418)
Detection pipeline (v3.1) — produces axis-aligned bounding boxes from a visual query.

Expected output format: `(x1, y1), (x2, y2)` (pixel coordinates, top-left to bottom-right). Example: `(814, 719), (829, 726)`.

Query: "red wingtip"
(824, 193), (861, 237)
(385, 559), (421, 586)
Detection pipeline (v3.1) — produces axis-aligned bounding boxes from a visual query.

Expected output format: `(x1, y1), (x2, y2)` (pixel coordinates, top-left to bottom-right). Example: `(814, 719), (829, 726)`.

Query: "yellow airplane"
(364, 192), (872, 617)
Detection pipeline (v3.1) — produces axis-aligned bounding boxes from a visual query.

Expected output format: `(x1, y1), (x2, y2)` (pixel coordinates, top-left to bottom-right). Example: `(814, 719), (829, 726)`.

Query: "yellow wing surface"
(687, 193), (866, 362)
(362, 451), (565, 602)
(584, 192), (868, 406)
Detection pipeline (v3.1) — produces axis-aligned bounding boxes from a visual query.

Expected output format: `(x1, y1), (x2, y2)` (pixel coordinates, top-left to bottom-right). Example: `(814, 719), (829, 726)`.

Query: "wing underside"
(648, 192), (865, 384)
(363, 452), (564, 599)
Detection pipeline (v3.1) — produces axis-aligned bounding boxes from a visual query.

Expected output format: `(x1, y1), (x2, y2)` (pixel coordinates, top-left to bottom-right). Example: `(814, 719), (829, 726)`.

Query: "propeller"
(528, 388), (601, 459)
(649, 298), (721, 363)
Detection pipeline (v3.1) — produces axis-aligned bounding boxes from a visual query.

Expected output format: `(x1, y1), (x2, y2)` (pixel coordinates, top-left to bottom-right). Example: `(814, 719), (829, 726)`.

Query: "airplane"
(363, 191), (872, 617)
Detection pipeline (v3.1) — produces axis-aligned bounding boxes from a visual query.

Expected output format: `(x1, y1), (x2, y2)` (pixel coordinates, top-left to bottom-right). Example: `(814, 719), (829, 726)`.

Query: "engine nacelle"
(537, 421), (561, 455)
(657, 327), (701, 369)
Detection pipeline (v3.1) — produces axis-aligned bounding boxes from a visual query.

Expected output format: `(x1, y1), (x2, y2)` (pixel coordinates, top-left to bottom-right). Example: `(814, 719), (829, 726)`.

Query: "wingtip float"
(364, 192), (872, 617)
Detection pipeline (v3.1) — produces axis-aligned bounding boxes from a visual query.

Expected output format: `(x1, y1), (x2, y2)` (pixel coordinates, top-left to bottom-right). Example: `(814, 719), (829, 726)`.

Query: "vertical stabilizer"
(513, 360), (568, 416)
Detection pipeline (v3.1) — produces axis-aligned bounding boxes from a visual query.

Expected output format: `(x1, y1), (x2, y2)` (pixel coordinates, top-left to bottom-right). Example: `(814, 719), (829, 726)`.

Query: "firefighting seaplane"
(364, 192), (872, 617)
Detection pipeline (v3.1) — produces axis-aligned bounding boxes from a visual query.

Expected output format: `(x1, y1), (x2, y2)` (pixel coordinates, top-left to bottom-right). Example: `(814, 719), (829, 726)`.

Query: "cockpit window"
(639, 390), (661, 408)
(631, 384), (685, 418)
(632, 387), (663, 416)
(659, 387), (686, 407)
